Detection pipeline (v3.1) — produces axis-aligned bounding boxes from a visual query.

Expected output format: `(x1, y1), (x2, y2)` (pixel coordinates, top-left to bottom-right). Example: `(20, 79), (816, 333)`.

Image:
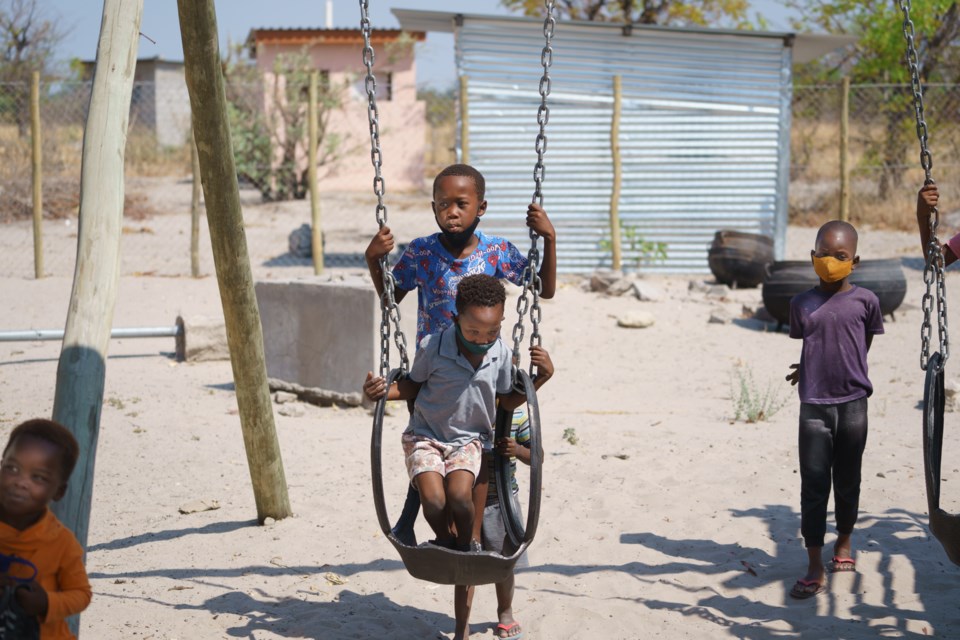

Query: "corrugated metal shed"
(395, 10), (852, 274)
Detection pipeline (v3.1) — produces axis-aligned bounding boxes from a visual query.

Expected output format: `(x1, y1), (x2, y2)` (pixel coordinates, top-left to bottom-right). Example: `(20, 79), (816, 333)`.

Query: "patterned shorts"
(401, 433), (483, 486)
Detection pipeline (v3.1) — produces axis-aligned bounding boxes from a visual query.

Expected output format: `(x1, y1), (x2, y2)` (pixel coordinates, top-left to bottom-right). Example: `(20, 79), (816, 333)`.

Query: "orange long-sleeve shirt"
(0, 508), (91, 639)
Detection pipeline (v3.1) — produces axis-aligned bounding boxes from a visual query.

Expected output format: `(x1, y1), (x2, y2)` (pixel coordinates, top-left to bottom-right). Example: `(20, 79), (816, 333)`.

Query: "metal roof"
(392, 9), (856, 64)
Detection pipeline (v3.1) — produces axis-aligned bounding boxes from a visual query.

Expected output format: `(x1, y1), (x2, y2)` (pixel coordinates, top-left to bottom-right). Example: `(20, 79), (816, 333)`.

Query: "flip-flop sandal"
(829, 556), (856, 573)
(497, 621), (524, 639)
(789, 578), (824, 599)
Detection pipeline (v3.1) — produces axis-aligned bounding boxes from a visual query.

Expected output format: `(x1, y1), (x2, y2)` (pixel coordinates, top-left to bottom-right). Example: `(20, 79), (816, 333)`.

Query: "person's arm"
(22, 540), (92, 623)
(526, 203), (557, 299)
(363, 372), (423, 401)
(497, 345), (554, 412)
(917, 182), (958, 266)
(496, 437), (531, 466)
(364, 226), (409, 302)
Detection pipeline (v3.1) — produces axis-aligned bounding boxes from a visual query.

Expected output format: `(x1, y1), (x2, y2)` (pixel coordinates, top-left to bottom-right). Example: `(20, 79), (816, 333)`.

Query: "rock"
(288, 223), (313, 258)
(605, 277), (636, 297)
(274, 391), (298, 404)
(278, 403), (305, 417)
(705, 284), (731, 300)
(589, 269), (624, 293)
(263, 517), (276, 526)
(178, 499), (220, 514)
(268, 378), (363, 408)
(708, 308), (733, 324)
(616, 311), (655, 329)
(631, 281), (663, 302)
(753, 306), (777, 323)
(688, 279), (710, 293)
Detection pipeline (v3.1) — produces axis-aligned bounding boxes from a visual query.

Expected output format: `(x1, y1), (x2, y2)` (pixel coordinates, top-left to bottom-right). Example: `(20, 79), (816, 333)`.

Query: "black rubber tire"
(707, 230), (774, 289)
(761, 259), (907, 326)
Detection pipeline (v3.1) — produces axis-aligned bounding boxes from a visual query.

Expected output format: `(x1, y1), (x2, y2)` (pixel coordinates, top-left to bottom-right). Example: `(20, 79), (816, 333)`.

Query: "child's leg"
(391, 485), (421, 546)
(454, 584), (475, 640)
(494, 573), (521, 638)
(445, 469), (476, 550)
(415, 472), (454, 543)
(470, 455), (490, 547)
(797, 403), (834, 585)
(832, 397), (869, 560)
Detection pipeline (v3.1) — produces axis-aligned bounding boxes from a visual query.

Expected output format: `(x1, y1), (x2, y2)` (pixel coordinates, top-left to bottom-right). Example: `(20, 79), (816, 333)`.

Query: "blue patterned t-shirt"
(392, 230), (528, 347)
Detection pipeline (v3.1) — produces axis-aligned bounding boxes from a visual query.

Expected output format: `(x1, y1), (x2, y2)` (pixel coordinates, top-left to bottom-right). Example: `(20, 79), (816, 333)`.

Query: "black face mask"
(438, 217), (480, 254)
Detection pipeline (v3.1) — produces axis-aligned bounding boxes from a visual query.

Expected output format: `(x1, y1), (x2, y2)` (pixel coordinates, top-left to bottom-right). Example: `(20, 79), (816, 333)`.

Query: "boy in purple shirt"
(785, 220), (884, 599)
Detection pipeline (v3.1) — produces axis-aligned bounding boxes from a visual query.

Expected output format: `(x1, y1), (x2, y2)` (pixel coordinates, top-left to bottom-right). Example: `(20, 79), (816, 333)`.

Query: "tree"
(500, 0), (753, 28)
(788, 0), (960, 197)
(0, 0), (66, 135)
(222, 45), (348, 202)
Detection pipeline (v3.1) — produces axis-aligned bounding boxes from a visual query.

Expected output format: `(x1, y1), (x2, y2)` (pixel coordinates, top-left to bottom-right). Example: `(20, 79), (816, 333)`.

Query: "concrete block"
(175, 315), (229, 362)
(255, 276), (416, 397)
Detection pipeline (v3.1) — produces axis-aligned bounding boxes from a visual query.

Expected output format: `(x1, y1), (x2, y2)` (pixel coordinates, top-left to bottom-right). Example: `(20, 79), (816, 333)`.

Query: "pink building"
(246, 28), (427, 193)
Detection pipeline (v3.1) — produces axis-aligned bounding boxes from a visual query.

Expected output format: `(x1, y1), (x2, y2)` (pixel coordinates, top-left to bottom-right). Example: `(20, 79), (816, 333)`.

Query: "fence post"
(609, 74), (623, 271)
(839, 77), (850, 222)
(459, 75), (469, 164)
(30, 70), (43, 279)
(190, 129), (201, 278)
(178, 0), (292, 523)
(309, 69), (323, 275)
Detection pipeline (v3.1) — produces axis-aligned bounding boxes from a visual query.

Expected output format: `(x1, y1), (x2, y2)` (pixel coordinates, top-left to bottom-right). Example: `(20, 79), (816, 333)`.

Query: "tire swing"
(900, 0), (960, 566)
(360, 0), (556, 585)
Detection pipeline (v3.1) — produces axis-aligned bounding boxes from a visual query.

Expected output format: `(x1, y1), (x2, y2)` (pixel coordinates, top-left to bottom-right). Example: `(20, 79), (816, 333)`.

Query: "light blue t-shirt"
(405, 324), (514, 447)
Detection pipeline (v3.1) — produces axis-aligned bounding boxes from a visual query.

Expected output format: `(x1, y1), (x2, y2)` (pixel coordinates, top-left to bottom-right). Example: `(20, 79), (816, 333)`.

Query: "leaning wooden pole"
(177, 0), (291, 522)
(839, 76), (850, 223)
(30, 70), (43, 279)
(190, 128), (201, 278)
(51, 0), (143, 554)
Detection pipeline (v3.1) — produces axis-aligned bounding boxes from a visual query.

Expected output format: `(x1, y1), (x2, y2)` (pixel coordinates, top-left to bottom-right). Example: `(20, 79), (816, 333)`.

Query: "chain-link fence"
(4, 79), (960, 279)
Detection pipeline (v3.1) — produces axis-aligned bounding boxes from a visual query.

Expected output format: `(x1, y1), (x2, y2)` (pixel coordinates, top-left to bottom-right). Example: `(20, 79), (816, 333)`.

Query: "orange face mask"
(812, 255), (853, 283)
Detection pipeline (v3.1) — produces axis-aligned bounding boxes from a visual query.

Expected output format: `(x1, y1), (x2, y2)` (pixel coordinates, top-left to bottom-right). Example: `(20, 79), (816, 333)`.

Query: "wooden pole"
(609, 75), (623, 271)
(459, 75), (469, 164)
(308, 69), (322, 275)
(839, 76), (850, 223)
(30, 70), (43, 279)
(190, 128), (201, 278)
(51, 0), (143, 554)
(177, 0), (291, 522)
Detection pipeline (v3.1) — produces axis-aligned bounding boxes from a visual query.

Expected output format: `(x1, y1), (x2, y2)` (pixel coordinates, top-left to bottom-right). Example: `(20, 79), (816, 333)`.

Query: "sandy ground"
(1, 177), (959, 639)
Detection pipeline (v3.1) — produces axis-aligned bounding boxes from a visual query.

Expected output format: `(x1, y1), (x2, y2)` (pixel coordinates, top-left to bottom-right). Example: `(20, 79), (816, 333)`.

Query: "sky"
(44, 0), (797, 89)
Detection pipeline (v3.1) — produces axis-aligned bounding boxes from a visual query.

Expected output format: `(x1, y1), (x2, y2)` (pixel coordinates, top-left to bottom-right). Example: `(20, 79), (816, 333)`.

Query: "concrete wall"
(256, 277), (417, 396)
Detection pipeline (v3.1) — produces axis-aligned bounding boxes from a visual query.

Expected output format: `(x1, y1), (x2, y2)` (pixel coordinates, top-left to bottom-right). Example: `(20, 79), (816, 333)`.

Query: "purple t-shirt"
(392, 230), (528, 347)
(789, 285), (884, 404)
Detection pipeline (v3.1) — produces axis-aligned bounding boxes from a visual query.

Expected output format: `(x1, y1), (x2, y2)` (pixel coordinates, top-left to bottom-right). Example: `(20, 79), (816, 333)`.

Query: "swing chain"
(512, 0), (555, 373)
(899, 0), (949, 371)
(360, 0), (409, 376)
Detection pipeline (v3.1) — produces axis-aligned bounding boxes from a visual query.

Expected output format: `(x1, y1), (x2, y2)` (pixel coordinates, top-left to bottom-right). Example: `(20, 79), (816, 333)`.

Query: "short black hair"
(456, 274), (506, 313)
(433, 164), (485, 201)
(816, 220), (858, 249)
(3, 419), (80, 481)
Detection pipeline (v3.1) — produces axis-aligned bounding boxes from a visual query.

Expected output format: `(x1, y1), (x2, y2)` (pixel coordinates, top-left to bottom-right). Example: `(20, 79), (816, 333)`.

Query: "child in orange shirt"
(0, 419), (91, 639)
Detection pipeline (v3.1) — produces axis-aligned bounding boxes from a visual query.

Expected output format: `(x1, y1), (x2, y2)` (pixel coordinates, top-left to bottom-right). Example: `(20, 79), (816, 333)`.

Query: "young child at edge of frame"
(0, 419), (92, 639)
(363, 274), (553, 640)
(784, 220), (884, 599)
(917, 181), (959, 265)
(364, 162), (557, 549)
(453, 407), (535, 640)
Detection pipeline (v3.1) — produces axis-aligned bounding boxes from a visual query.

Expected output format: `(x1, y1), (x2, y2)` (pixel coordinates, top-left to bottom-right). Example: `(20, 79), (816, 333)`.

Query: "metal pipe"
(0, 326), (181, 342)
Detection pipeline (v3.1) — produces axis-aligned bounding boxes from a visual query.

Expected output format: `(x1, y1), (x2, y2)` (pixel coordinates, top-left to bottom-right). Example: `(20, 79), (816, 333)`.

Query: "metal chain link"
(899, 0), (948, 371)
(360, 0), (409, 376)
(511, 0), (555, 374)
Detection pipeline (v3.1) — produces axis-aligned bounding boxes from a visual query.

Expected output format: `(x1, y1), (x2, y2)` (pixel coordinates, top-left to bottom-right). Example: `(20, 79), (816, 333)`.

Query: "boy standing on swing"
(365, 164), (556, 639)
(365, 162), (557, 544)
(785, 220), (884, 599)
